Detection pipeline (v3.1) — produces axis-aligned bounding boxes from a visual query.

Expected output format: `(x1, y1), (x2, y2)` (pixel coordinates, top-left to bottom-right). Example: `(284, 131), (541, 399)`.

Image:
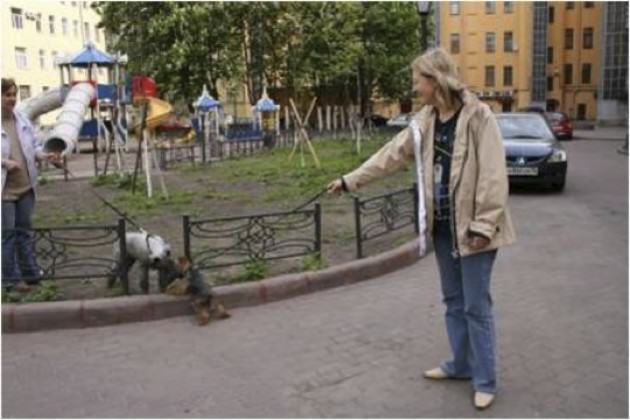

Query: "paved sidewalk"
(3, 128), (627, 418)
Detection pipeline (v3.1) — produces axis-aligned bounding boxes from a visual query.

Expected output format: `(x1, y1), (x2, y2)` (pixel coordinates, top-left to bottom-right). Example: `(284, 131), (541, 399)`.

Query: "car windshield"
(497, 115), (554, 140)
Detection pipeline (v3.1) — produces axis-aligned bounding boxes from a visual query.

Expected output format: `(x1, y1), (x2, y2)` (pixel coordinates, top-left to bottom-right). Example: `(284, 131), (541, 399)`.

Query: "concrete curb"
(2, 240), (423, 334)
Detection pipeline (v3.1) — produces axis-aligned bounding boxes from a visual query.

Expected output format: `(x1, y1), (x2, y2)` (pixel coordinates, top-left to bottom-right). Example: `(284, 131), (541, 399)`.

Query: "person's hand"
(327, 179), (344, 195)
(467, 232), (490, 250)
(2, 159), (19, 172)
(43, 153), (63, 167)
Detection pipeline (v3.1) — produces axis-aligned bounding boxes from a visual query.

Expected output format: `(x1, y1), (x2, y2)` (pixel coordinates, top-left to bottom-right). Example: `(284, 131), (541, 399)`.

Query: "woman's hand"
(467, 232), (490, 251)
(2, 159), (19, 172)
(41, 153), (63, 167)
(327, 179), (345, 195)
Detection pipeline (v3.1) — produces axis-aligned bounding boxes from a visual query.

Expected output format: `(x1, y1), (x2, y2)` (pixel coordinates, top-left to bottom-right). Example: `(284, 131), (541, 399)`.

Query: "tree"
(94, 2), (425, 111)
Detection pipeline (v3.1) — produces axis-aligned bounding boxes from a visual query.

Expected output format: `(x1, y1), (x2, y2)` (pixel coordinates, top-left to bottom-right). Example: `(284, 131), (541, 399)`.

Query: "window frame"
(449, 1), (460, 15)
(581, 63), (592, 84)
(485, 65), (496, 87)
(485, 32), (496, 53)
(11, 8), (23, 29)
(503, 66), (513, 86)
(565, 28), (574, 49)
(504, 31), (514, 52)
(583, 27), (593, 49)
(14, 47), (28, 69)
(564, 63), (573, 85)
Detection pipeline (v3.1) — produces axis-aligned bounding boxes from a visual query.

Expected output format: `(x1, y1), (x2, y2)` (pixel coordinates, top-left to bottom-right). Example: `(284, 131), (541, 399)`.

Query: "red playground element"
(132, 76), (157, 99)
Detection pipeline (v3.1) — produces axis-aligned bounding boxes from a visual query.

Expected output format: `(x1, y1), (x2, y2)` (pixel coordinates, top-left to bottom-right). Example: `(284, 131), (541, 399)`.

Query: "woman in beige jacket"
(328, 48), (516, 410)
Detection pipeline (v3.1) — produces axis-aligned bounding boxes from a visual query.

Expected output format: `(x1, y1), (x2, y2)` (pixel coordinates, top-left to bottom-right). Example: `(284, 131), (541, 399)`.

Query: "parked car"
(496, 113), (568, 192)
(544, 111), (573, 140)
(386, 113), (411, 128)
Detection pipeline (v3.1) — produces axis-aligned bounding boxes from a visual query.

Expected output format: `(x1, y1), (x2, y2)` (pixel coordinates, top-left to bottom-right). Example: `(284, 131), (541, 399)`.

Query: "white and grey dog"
(107, 231), (177, 293)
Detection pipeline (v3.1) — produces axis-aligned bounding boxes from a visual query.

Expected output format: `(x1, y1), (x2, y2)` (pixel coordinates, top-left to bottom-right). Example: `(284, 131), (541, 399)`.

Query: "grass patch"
(2, 281), (62, 303)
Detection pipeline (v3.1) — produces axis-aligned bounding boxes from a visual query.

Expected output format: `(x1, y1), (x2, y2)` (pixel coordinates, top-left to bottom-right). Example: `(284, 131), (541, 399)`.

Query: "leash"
(53, 161), (352, 260)
(53, 162), (145, 232)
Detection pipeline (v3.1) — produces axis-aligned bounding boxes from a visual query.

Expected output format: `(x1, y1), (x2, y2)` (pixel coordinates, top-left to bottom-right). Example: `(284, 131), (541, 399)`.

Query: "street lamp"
(416, 1), (432, 53)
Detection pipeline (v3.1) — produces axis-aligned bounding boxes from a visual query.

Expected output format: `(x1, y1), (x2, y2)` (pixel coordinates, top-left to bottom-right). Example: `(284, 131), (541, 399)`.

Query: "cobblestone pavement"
(2, 134), (627, 418)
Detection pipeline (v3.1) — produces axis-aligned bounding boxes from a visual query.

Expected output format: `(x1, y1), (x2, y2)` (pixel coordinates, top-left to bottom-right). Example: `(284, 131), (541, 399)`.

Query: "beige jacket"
(344, 90), (516, 258)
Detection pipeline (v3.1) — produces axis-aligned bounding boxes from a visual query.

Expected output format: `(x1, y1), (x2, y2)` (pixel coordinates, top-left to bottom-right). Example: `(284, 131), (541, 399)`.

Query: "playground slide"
(133, 97), (173, 131)
(43, 82), (96, 156)
(16, 86), (68, 122)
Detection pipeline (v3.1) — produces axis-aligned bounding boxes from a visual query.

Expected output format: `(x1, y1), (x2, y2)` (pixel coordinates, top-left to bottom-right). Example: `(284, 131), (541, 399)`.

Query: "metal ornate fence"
(353, 184), (419, 259)
(183, 204), (321, 272)
(2, 219), (129, 291)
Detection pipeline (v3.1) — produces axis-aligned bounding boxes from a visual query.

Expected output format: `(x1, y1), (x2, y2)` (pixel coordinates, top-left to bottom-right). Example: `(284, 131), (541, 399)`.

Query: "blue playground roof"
(255, 96), (279, 112)
(68, 42), (115, 68)
(195, 86), (221, 111)
(254, 87), (279, 112)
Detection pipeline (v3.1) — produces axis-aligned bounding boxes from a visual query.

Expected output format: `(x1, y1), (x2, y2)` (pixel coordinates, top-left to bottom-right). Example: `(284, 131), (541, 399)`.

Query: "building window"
(450, 1), (460, 15)
(582, 63), (592, 84)
(583, 27), (593, 49)
(14, 47), (27, 69)
(51, 51), (58, 67)
(42, 86), (49, 92)
(71, 1), (77, 5)
(450, 33), (460, 54)
(62, 17), (68, 35)
(584, 2), (594, 8)
(18, 86), (31, 100)
(564, 64), (573, 84)
(35, 13), (42, 32)
(547, 46), (554, 64)
(565, 28), (574, 49)
(602, 2), (627, 100)
(73, 20), (79, 37)
(503, 66), (513, 86)
(504, 31), (514, 52)
(566, 2), (574, 10)
(49, 15), (55, 34)
(84, 22), (90, 41)
(485, 66), (495, 87)
(39, 49), (46, 69)
(485, 1), (496, 14)
(11, 8), (23, 29)
(485, 32), (496, 53)
(549, 6), (555, 23)
(547, 76), (554, 92)
(504, 1), (514, 13)
(94, 26), (100, 42)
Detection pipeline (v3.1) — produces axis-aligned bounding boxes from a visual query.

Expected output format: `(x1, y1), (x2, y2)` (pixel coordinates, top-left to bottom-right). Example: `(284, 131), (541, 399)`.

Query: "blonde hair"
(412, 47), (466, 111)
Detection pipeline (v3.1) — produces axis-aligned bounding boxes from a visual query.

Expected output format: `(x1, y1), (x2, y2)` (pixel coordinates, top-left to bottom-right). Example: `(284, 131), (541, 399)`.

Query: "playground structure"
(15, 42), (130, 176)
(193, 85), (222, 162)
(14, 42), (178, 197)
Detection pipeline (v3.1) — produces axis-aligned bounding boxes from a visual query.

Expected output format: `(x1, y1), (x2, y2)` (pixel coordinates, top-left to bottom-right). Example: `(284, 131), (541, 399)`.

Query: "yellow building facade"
(436, 1), (534, 112)
(546, 1), (602, 120)
(436, 1), (627, 123)
(1, 1), (109, 124)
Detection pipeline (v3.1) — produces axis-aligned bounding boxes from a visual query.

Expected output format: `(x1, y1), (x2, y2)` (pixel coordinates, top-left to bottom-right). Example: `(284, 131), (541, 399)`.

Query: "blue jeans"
(433, 220), (498, 394)
(2, 189), (41, 286)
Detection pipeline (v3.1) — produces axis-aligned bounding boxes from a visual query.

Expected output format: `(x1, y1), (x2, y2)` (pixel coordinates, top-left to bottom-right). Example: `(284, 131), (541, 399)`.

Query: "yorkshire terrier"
(164, 256), (230, 326)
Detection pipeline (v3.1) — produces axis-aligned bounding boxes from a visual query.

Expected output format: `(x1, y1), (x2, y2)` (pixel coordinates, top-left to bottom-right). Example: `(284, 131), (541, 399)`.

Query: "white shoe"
(422, 367), (449, 379)
(474, 391), (495, 410)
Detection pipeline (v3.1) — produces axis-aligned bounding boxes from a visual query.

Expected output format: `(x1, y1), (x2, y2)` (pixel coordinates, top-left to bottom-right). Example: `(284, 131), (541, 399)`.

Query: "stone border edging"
(2, 240), (423, 334)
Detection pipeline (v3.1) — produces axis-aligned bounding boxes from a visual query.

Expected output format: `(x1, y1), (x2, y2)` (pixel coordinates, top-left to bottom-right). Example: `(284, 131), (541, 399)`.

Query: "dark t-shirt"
(433, 108), (461, 222)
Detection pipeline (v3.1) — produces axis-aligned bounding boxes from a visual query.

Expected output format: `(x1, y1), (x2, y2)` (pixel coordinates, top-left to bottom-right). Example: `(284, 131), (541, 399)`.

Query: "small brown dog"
(165, 257), (230, 326)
